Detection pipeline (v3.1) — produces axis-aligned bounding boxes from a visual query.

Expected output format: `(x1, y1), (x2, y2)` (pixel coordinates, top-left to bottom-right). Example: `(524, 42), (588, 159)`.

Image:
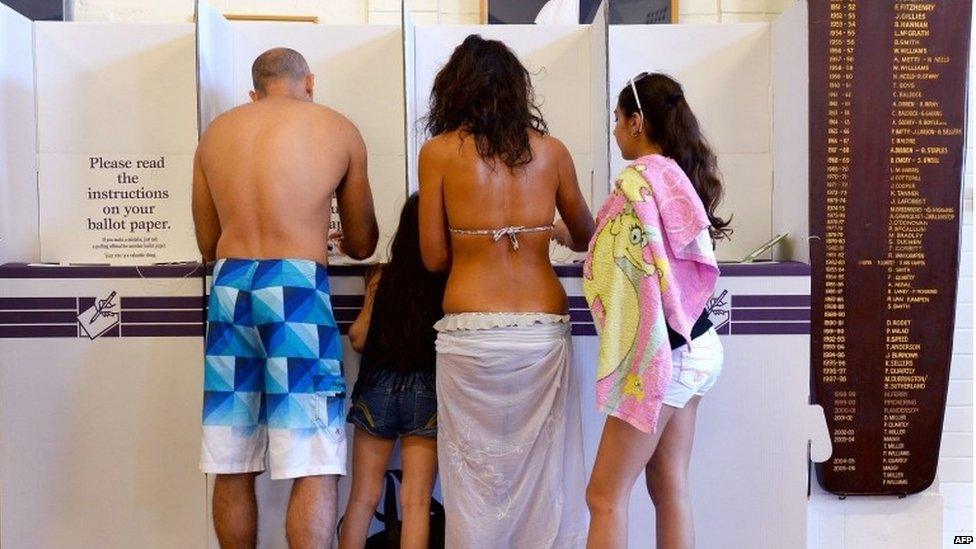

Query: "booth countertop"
(0, 261), (810, 278)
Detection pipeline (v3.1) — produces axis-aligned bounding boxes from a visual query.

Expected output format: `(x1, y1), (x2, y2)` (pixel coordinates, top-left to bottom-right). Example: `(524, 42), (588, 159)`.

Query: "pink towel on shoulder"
(582, 155), (719, 433)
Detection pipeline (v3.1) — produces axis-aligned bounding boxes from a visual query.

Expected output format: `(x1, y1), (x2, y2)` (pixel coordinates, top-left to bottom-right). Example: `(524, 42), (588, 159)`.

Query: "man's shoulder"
(300, 102), (353, 127)
(199, 103), (253, 143)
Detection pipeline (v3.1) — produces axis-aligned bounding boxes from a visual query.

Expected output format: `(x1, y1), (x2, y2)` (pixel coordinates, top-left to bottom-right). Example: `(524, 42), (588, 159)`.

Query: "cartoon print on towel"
(583, 156), (718, 433)
(584, 167), (669, 407)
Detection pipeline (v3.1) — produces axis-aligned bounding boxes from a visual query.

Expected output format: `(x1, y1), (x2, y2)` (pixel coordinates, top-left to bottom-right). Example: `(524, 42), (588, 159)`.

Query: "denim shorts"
(347, 370), (437, 439)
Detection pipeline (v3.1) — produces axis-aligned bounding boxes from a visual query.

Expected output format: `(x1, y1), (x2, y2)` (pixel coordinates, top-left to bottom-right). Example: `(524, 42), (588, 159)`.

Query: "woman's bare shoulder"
(528, 133), (572, 170)
(420, 132), (457, 160)
(531, 132), (570, 155)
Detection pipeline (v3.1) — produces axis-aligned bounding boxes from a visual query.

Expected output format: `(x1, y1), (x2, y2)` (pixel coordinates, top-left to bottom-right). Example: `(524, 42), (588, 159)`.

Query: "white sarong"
(434, 313), (587, 548)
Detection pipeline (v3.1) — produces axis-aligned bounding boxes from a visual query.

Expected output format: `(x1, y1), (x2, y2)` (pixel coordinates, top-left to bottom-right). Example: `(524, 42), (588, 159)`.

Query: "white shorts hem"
(270, 464), (347, 480)
(200, 461), (266, 475)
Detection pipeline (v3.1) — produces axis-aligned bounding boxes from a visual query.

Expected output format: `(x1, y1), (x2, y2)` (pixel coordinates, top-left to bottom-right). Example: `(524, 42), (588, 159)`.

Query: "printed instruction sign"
(38, 153), (198, 264)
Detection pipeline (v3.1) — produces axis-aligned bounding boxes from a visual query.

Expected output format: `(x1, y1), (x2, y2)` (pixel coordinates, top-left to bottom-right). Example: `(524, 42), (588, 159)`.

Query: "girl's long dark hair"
(619, 73), (732, 240)
(368, 193), (447, 372)
(424, 34), (548, 168)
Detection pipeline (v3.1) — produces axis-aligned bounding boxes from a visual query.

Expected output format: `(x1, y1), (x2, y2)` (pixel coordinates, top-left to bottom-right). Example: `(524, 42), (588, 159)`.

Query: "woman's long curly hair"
(619, 73), (732, 240)
(424, 34), (548, 168)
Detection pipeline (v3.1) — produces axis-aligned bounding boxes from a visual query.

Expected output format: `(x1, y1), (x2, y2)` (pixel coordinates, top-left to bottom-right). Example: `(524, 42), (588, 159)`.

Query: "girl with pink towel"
(584, 72), (731, 549)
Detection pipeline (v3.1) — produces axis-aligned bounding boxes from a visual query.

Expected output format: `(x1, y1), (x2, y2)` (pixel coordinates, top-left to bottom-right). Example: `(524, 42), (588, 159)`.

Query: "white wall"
(68, 0), (482, 24)
(682, 0), (799, 23)
(940, 17), (976, 542)
(68, 0), (801, 25)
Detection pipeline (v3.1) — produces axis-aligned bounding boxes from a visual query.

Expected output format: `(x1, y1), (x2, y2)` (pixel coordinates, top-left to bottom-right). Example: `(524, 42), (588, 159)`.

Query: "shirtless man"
(192, 47), (378, 549)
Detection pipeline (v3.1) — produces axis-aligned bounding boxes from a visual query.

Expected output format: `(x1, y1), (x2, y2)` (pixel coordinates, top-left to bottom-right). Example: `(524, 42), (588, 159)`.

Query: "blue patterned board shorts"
(200, 258), (347, 479)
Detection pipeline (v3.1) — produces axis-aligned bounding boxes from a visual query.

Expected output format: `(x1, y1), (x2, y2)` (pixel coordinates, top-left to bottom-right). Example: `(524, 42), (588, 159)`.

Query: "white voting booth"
(0, 266), (208, 548)
(609, 22), (772, 261)
(0, 3), (39, 264)
(0, 12), (199, 266)
(0, 8), (200, 265)
(34, 22), (199, 264)
(608, 6), (810, 263)
(1, 5), (207, 549)
(405, 4), (608, 263)
(1, 1), (834, 547)
(197, 0), (407, 265)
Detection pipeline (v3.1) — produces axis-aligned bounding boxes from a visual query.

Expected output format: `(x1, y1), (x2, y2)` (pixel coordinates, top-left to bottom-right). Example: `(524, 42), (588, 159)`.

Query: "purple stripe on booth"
(120, 310), (205, 324)
(0, 311), (78, 324)
(121, 296), (206, 310)
(731, 322), (810, 335)
(731, 308), (811, 321)
(554, 261), (812, 278)
(331, 295), (365, 308)
(553, 264), (583, 277)
(569, 309), (593, 322)
(0, 325), (79, 338)
(120, 324), (204, 337)
(731, 295), (810, 308)
(0, 297), (77, 310)
(572, 324), (598, 336)
(568, 296), (589, 309)
(332, 309), (361, 322)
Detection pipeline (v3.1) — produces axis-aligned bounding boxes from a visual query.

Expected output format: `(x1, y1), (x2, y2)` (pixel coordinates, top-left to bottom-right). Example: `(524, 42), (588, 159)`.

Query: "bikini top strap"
(448, 224), (554, 251)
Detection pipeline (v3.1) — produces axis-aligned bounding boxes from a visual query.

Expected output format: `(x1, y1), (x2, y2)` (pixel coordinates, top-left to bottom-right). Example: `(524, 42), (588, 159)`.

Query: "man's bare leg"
(286, 474), (339, 549)
(213, 473), (259, 549)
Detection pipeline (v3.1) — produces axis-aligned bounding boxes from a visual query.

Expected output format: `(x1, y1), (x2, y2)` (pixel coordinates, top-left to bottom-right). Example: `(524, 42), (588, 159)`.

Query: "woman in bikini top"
(418, 34), (595, 316)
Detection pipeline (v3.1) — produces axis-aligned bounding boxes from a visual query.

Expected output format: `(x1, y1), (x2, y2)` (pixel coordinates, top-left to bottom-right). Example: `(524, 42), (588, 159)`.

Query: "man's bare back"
(194, 97), (376, 265)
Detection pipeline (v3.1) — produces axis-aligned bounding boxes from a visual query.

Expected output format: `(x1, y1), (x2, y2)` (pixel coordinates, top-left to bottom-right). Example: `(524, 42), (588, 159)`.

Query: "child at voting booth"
(340, 193), (447, 548)
(583, 72), (729, 548)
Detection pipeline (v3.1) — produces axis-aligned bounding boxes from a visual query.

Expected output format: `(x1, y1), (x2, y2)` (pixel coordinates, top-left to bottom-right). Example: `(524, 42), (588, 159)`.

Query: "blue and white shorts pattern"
(200, 258), (347, 479)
